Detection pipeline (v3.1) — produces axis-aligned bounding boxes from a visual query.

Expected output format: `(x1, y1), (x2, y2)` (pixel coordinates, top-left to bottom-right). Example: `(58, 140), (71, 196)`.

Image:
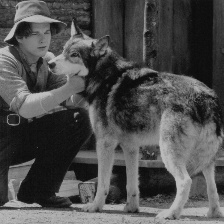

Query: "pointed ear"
(71, 17), (92, 40)
(91, 35), (110, 57)
(71, 17), (82, 36)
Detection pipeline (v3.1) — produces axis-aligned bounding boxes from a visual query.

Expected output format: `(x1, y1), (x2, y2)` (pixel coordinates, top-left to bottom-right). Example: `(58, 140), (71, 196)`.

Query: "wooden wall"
(92, 0), (145, 63)
(93, 0), (208, 77)
(143, 0), (213, 84)
(144, 0), (192, 76)
(93, 0), (214, 86)
(213, 0), (224, 113)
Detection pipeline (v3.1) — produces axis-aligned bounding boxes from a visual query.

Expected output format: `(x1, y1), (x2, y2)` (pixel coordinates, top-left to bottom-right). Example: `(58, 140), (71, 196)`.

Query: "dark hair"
(11, 22), (58, 45)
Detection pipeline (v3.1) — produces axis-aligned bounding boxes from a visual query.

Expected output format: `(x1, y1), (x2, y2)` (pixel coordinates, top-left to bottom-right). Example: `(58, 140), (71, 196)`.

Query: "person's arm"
(46, 66), (88, 110)
(0, 49), (85, 119)
(19, 75), (85, 118)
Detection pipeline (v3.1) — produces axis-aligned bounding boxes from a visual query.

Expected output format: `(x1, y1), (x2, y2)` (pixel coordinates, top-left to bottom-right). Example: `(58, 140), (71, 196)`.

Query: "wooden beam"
(9, 160), (34, 180)
(124, 0), (145, 63)
(73, 150), (224, 168)
(143, 0), (159, 68)
(172, 0), (192, 75)
(155, 0), (174, 72)
(92, 0), (124, 56)
(213, 0), (224, 118)
(191, 0), (213, 86)
(143, 0), (192, 75)
(74, 150), (164, 168)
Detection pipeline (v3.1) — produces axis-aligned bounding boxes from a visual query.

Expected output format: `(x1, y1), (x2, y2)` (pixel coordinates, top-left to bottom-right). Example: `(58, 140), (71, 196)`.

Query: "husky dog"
(48, 20), (224, 219)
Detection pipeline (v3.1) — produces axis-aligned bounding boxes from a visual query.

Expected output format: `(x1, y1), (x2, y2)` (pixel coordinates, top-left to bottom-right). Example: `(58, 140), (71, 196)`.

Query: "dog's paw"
(123, 203), (139, 213)
(156, 209), (180, 220)
(207, 207), (224, 218)
(82, 202), (102, 213)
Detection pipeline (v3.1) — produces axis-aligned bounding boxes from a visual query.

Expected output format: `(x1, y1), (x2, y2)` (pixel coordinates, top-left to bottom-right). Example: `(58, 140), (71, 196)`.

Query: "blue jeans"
(0, 108), (92, 205)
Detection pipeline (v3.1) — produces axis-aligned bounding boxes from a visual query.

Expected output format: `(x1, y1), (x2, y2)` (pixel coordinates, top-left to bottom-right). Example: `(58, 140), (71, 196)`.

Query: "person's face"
(16, 23), (51, 63)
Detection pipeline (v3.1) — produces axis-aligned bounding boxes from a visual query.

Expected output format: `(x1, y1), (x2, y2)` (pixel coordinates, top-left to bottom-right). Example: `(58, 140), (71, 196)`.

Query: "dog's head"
(48, 19), (110, 77)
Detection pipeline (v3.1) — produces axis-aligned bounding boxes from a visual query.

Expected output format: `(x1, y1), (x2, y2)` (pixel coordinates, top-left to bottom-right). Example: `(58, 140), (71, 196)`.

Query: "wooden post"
(155, 0), (174, 72)
(143, 0), (159, 68)
(213, 0), (224, 118)
(143, 0), (192, 75)
(92, 0), (124, 56)
(124, 0), (145, 63)
(191, 0), (213, 87)
(172, 0), (192, 75)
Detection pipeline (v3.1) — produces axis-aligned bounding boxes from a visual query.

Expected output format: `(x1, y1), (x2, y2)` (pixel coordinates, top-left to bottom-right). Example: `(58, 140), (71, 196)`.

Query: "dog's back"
(107, 68), (222, 136)
(88, 53), (223, 178)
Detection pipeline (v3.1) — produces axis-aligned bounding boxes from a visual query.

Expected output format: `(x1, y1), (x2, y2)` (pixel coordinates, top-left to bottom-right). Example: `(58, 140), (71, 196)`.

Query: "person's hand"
(66, 73), (85, 94)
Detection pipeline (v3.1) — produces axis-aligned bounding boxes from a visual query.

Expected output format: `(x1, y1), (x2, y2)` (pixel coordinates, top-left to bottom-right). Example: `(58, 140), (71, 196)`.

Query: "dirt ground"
(1, 194), (224, 224)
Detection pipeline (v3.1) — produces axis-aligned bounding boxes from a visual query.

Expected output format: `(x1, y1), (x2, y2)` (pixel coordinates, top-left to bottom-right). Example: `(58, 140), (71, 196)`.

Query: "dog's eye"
(71, 52), (79, 58)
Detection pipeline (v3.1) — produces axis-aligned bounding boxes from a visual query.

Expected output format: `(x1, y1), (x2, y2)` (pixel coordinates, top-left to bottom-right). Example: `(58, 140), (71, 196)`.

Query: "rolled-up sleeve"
(0, 50), (31, 113)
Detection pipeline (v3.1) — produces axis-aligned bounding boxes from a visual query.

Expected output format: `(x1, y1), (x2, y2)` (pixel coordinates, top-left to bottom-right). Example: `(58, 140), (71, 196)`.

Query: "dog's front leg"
(122, 145), (140, 213)
(82, 136), (117, 212)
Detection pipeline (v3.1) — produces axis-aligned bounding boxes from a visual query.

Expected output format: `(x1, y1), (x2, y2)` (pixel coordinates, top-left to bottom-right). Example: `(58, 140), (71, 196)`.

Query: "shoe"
(35, 195), (72, 208)
(18, 189), (72, 208)
(18, 194), (72, 208)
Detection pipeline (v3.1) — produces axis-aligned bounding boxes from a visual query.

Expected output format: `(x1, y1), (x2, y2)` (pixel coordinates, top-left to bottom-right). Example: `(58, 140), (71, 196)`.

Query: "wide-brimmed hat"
(4, 0), (67, 44)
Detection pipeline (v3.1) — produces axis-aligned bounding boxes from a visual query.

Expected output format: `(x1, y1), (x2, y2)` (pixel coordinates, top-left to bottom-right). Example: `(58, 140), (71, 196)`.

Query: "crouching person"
(0, 0), (92, 208)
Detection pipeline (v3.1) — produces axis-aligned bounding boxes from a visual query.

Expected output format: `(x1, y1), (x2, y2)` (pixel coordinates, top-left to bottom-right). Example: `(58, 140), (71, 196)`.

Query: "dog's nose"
(48, 62), (56, 69)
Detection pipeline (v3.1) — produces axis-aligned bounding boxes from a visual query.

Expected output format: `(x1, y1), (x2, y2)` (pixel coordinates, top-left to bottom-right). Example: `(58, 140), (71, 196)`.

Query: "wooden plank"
(92, 0), (124, 55)
(73, 150), (224, 168)
(9, 152), (224, 176)
(9, 161), (76, 180)
(9, 165), (31, 180)
(213, 0), (224, 119)
(215, 158), (224, 167)
(143, 0), (192, 74)
(172, 0), (192, 75)
(191, 0), (213, 86)
(124, 0), (145, 63)
(143, 0), (159, 68)
(9, 160), (34, 180)
(56, 180), (82, 197)
(74, 150), (164, 168)
(155, 0), (174, 72)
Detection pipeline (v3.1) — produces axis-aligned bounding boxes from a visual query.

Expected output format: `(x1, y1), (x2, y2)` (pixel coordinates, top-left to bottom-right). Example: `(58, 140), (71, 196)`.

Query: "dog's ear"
(71, 18), (91, 40)
(91, 35), (110, 57)
(71, 18), (82, 36)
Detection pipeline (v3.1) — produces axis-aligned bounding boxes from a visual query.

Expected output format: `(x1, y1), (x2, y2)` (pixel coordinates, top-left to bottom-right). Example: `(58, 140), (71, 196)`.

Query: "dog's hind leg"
(156, 160), (192, 219)
(122, 144), (140, 213)
(156, 112), (193, 219)
(82, 135), (117, 212)
(203, 162), (223, 218)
